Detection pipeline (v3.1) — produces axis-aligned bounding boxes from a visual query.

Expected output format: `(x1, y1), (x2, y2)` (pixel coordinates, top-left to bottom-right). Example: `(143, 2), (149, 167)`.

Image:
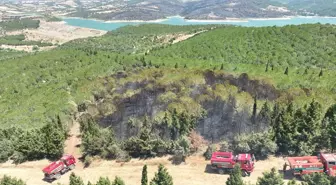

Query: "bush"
(257, 168), (284, 185)
(188, 130), (207, 153)
(204, 144), (217, 160)
(302, 173), (331, 185)
(231, 132), (277, 160)
(0, 139), (14, 162)
(112, 176), (125, 185)
(84, 155), (93, 168)
(219, 140), (230, 152)
(150, 164), (173, 185)
(0, 175), (26, 185)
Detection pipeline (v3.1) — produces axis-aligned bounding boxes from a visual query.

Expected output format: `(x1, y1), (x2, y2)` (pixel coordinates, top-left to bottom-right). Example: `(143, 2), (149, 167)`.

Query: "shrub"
(69, 172), (84, 185)
(302, 173), (331, 185)
(203, 144), (217, 160)
(0, 139), (14, 162)
(150, 164), (173, 185)
(231, 132), (277, 160)
(257, 168), (284, 185)
(84, 155), (93, 168)
(0, 175), (26, 185)
(188, 130), (207, 153)
(112, 176), (125, 185)
(226, 164), (244, 185)
(219, 140), (230, 152)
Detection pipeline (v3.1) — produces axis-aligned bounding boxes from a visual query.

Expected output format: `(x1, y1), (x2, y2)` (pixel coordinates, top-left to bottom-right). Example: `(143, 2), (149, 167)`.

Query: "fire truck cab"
(320, 153), (336, 176)
(210, 152), (255, 176)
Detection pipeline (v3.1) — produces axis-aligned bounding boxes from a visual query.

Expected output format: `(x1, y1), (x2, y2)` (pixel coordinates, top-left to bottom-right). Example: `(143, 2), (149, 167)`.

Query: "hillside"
(181, 0), (292, 19)
(1, 22), (336, 185)
(274, 0), (336, 16)
(1, 23), (335, 129)
(67, 0), (294, 21)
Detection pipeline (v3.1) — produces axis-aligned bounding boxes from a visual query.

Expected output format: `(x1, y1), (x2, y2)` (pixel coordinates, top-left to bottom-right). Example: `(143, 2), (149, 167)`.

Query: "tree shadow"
(41, 178), (54, 184)
(278, 170), (298, 180)
(168, 155), (186, 165)
(204, 164), (220, 174)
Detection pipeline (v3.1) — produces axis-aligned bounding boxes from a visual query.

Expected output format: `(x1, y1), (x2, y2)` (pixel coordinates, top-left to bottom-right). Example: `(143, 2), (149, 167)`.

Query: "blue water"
(63, 16), (336, 31)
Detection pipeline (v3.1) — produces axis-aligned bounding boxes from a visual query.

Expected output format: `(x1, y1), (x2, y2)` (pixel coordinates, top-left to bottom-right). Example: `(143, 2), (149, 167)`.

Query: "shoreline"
(61, 15), (336, 24)
(60, 16), (169, 23)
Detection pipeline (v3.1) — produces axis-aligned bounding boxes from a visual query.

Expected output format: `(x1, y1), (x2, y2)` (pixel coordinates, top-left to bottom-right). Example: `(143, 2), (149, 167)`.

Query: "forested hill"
(274, 0), (336, 16)
(150, 24), (336, 68)
(1, 23), (336, 130)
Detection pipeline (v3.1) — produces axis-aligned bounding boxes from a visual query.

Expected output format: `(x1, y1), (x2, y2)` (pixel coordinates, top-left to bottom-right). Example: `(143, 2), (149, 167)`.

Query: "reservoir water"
(63, 16), (336, 31)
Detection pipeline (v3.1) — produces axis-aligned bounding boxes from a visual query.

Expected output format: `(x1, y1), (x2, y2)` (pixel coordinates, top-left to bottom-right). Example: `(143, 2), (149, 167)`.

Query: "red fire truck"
(42, 154), (76, 180)
(287, 153), (336, 177)
(210, 151), (255, 176)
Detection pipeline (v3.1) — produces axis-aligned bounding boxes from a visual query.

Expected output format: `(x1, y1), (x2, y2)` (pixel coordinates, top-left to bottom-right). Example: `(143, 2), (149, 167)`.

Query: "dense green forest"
(63, 24), (218, 53)
(0, 34), (53, 46)
(45, 16), (62, 22)
(150, 24), (336, 68)
(0, 19), (40, 32)
(0, 49), (26, 61)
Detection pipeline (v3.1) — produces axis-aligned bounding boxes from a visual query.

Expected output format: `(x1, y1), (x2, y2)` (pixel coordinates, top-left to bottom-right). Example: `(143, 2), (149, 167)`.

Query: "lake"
(63, 16), (336, 31)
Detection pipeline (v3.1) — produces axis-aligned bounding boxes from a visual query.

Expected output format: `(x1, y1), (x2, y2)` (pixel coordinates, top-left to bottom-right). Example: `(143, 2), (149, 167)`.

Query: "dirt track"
(0, 122), (290, 185)
(0, 156), (290, 185)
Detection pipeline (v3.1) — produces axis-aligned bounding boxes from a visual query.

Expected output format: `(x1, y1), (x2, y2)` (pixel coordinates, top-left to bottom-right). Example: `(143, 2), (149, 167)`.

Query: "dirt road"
(0, 155), (289, 185)
(0, 122), (290, 185)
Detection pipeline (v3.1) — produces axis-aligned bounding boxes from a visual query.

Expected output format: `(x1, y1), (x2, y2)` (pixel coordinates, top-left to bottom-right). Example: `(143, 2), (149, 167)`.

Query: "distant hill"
(272, 0), (336, 16)
(181, 0), (293, 19)
(68, 0), (295, 21)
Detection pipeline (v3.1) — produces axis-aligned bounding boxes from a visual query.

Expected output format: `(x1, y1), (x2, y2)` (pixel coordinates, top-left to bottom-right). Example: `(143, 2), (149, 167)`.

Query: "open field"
(6, 21), (106, 45)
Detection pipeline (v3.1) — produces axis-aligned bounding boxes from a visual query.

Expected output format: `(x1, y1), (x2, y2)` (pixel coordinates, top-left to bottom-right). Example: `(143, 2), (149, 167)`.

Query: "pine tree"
(319, 68), (323, 77)
(265, 63), (269, 72)
(258, 102), (271, 126)
(273, 108), (295, 155)
(324, 104), (336, 152)
(0, 175), (26, 185)
(69, 172), (84, 185)
(302, 173), (331, 185)
(137, 116), (153, 157)
(304, 99), (322, 135)
(287, 180), (298, 185)
(170, 109), (180, 140)
(41, 122), (65, 159)
(150, 164), (173, 185)
(141, 165), (148, 185)
(284, 67), (289, 75)
(112, 176), (125, 185)
(96, 177), (112, 185)
(226, 164), (245, 185)
(220, 63), (224, 70)
(251, 96), (257, 125)
(257, 168), (284, 185)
